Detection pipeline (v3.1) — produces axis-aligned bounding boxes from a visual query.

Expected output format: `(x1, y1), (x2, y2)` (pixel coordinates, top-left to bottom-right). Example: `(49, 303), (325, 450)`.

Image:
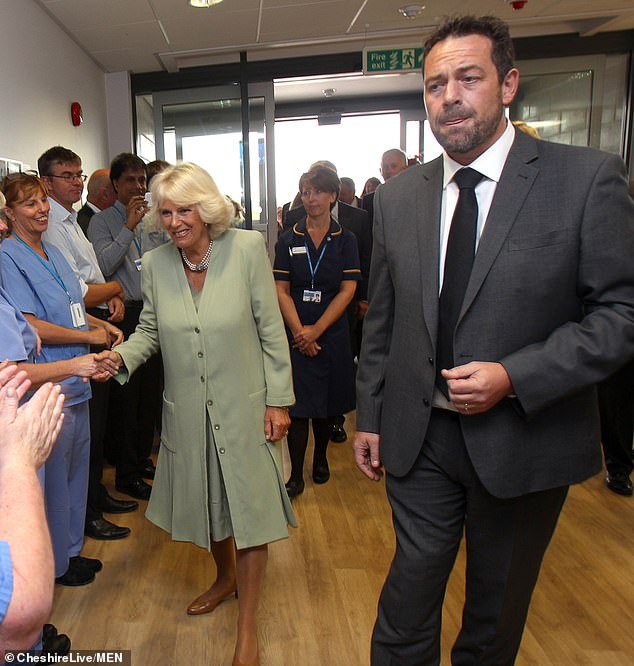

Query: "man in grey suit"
(354, 15), (634, 665)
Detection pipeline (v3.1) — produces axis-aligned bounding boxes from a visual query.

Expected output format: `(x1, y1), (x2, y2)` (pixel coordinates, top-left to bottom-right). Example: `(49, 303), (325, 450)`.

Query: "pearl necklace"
(180, 240), (213, 272)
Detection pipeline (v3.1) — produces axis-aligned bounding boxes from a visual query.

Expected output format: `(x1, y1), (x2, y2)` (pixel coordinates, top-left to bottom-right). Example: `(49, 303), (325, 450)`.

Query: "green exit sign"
(364, 47), (424, 74)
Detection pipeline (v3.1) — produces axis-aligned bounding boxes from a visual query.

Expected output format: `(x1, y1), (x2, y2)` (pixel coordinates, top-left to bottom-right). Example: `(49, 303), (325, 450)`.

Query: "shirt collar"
(48, 197), (78, 224)
(293, 217), (342, 239)
(86, 201), (101, 214)
(442, 120), (516, 189)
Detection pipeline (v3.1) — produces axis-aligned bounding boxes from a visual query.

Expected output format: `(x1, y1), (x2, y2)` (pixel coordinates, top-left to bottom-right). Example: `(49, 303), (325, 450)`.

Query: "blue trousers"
(44, 401), (90, 578)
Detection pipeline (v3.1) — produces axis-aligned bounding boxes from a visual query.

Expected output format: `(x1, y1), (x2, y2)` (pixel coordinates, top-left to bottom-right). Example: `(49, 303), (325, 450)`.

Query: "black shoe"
(42, 625), (71, 655)
(312, 463), (330, 484)
(605, 471), (633, 496)
(42, 624), (57, 642)
(70, 555), (103, 573)
(85, 517), (131, 540)
(116, 478), (152, 500)
(99, 493), (138, 514)
(55, 564), (95, 586)
(330, 424), (347, 443)
(285, 478), (305, 499)
(141, 458), (156, 480)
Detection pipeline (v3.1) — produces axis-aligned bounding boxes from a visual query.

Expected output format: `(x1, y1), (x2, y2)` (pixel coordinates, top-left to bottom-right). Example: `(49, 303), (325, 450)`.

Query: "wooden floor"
(51, 413), (634, 665)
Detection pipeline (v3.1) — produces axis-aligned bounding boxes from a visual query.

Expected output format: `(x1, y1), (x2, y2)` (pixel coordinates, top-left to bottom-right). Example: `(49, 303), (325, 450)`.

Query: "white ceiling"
(35, 0), (634, 75)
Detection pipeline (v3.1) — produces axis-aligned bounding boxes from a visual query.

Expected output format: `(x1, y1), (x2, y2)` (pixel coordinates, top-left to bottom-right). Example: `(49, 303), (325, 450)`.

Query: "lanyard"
(305, 239), (328, 289)
(11, 233), (73, 303)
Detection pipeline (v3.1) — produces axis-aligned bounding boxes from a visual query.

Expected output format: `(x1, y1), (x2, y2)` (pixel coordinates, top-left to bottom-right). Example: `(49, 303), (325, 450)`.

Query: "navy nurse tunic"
(274, 218), (361, 418)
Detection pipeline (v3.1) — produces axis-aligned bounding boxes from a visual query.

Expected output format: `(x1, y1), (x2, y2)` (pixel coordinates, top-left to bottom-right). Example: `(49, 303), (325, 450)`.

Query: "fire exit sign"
(364, 47), (424, 74)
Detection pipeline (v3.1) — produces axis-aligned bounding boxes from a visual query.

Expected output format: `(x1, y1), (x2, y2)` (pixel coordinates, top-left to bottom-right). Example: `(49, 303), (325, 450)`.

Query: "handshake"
(74, 350), (123, 383)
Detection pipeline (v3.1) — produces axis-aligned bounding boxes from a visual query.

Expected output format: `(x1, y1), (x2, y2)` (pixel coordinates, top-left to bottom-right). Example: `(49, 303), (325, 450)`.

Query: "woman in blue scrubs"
(0, 174), (121, 587)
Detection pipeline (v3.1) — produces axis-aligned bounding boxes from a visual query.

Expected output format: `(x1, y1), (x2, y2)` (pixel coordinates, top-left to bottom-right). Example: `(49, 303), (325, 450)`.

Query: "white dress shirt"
(42, 197), (106, 299)
(439, 121), (516, 291)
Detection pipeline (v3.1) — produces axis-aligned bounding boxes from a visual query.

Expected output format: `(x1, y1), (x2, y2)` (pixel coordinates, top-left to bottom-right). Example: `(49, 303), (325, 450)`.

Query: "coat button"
(423, 398), (430, 407)
(200, 376), (205, 382)
(214, 424), (220, 430)
(198, 352), (204, 358)
(219, 448), (225, 454)
(207, 400), (213, 406)
(194, 327), (200, 333)
(427, 357), (434, 365)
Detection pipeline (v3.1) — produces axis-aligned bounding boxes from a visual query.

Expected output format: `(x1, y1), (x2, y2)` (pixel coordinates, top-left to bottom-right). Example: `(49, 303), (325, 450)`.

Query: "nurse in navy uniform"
(274, 166), (361, 498)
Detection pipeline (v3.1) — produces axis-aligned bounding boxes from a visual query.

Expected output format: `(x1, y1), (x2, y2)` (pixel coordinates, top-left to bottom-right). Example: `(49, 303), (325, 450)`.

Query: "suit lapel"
(416, 158), (443, 350)
(460, 133), (539, 319)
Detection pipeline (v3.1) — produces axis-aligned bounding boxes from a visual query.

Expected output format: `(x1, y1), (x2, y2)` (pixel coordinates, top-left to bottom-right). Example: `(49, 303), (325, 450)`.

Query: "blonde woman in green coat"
(97, 163), (295, 666)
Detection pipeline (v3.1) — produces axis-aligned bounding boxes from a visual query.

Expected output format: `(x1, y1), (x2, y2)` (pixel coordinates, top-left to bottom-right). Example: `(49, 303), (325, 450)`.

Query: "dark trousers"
(106, 304), (161, 485)
(598, 361), (634, 476)
(371, 409), (568, 666)
(85, 308), (111, 522)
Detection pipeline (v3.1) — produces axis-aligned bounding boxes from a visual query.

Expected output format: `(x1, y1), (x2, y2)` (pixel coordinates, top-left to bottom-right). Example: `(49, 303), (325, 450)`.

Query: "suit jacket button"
(427, 357), (434, 365)
(194, 327), (200, 333)
(423, 398), (430, 407)
(219, 447), (225, 454)
(207, 400), (213, 406)
(198, 352), (204, 358)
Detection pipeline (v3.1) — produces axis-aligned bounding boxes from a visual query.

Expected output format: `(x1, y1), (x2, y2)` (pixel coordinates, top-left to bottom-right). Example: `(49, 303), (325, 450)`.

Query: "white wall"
(0, 0), (108, 174)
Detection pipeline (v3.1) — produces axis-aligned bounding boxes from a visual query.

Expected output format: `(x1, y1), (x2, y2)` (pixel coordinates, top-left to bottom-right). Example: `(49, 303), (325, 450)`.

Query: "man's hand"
(442, 361), (513, 415)
(0, 381), (65, 471)
(356, 301), (369, 320)
(107, 296), (125, 323)
(0, 361), (30, 402)
(353, 431), (383, 481)
(264, 406), (290, 442)
(125, 195), (148, 230)
(103, 321), (124, 348)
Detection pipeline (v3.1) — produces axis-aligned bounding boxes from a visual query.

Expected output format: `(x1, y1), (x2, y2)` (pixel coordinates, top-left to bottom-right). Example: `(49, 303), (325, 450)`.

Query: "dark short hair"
(146, 159), (170, 184)
(110, 153), (147, 184)
(423, 15), (515, 83)
(299, 166), (340, 197)
(37, 146), (81, 176)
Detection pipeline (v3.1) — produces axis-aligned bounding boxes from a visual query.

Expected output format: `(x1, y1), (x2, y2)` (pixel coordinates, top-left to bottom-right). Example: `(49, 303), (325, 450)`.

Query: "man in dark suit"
(77, 169), (116, 235)
(285, 164), (371, 443)
(354, 15), (634, 665)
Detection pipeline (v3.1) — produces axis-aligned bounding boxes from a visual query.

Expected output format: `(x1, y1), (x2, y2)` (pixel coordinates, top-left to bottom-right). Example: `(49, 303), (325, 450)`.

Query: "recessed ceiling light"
(398, 4), (424, 19)
(189, 0), (223, 7)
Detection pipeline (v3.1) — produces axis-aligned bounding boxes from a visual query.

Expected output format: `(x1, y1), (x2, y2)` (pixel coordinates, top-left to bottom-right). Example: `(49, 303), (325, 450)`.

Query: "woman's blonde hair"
(145, 162), (233, 240)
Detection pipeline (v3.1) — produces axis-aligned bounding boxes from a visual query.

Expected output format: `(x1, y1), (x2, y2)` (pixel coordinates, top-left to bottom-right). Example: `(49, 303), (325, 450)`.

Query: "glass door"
(144, 82), (277, 252)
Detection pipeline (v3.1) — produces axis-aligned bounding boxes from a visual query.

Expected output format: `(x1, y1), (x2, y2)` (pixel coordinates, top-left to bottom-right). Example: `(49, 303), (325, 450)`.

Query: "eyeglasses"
(45, 172), (87, 183)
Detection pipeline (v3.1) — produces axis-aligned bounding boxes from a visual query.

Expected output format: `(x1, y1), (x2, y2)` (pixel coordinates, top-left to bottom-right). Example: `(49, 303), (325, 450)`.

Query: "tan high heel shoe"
(186, 586), (237, 615)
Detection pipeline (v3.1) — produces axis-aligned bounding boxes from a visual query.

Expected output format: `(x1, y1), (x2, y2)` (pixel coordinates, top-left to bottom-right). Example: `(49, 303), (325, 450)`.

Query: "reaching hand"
(94, 350), (123, 378)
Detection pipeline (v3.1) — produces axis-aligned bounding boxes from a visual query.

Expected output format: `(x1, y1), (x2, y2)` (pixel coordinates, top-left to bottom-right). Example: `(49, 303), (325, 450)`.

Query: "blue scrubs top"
(0, 237), (91, 406)
(0, 286), (38, 362)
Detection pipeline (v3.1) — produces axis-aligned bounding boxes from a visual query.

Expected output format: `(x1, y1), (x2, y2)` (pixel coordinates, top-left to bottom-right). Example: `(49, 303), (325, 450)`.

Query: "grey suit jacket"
(356, 130), (634, 498)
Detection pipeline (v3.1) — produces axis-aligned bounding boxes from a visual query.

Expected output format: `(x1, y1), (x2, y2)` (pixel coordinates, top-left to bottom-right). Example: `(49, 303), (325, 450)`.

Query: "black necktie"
(436, 167), (484, 397)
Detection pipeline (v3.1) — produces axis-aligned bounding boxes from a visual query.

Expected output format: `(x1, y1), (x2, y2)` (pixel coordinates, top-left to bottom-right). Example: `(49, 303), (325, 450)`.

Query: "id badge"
(303, 289), (322, 303)
(70, 302), (87, 328)
(134, 257), (143, 271)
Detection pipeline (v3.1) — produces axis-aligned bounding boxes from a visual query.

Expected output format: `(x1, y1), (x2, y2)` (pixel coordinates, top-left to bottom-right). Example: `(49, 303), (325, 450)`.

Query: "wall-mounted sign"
(364, 47), (424, 74)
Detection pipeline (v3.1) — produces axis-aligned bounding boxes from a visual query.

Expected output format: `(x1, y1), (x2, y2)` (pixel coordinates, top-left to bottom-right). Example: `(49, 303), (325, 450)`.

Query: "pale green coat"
(116, 229), (296, 549)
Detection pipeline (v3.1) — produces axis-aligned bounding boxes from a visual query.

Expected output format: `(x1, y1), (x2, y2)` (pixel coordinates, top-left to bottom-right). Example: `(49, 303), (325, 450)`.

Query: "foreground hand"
(0, 361), (30, 402)
(442, 361), (513, 416)
(0, 381), (65, 470)
(73, 354), (98, 379)
(264, 406), (290, 442)
(107, 296), (125, 323)
(353, 431), (383, 481)
(301, 341), (321, 357)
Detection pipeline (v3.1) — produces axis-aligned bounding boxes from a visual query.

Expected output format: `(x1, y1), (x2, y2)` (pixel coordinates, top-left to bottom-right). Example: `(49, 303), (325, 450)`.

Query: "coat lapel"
(460, 133), (540, 319)
(416, 158), (443, 350)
